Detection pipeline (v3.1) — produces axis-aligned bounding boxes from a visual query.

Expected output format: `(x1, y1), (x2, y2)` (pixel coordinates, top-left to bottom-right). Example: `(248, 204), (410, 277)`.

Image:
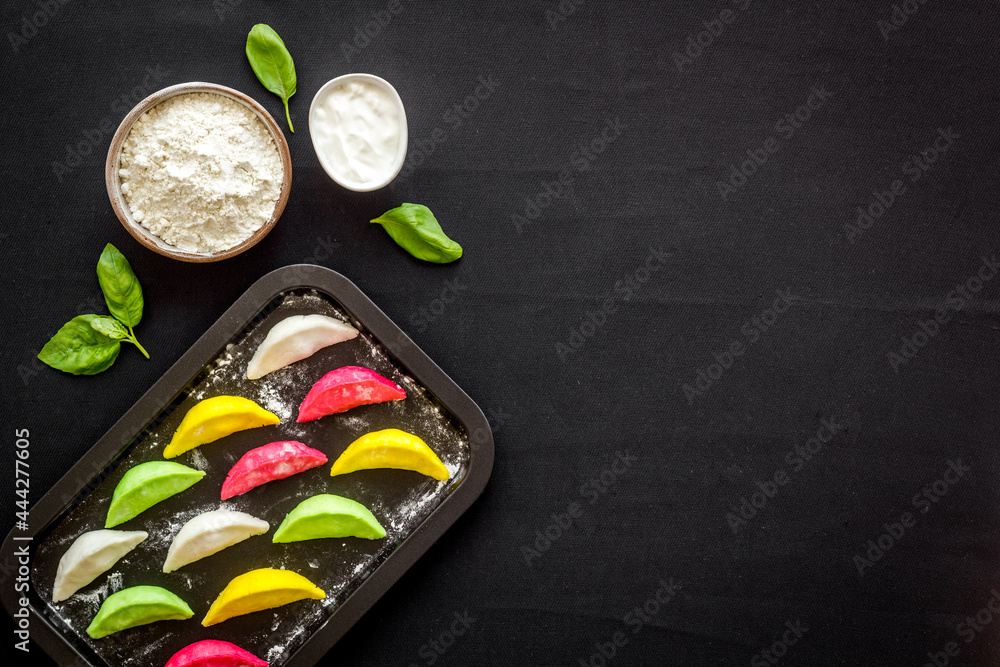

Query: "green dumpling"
(273, 494), (386, 543)
(106, 461), (205, 528)
(86, 585), (193, 639)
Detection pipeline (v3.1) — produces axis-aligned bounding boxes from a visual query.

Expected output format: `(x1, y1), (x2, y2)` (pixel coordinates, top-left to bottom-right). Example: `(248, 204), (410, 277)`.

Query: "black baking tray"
(1, 265), (494, 667)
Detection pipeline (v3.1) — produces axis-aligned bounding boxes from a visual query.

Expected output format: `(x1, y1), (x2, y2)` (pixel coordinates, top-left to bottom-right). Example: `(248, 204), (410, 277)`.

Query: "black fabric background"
(2, 1), (1000, 665)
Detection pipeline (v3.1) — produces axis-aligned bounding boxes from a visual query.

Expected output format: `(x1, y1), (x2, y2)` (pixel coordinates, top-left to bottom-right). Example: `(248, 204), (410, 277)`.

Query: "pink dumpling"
(297, 366), (406, 423)
(220, 441), (328, 500)
(165, 639), (267, 667)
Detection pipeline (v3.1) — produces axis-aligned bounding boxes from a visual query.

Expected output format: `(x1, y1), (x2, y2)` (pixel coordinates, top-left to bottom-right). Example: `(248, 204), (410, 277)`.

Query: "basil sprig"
(95, 243), (148, 357)
(98, 243), (143, 327)
(38, 315), (121, 376)
(246, 24), (297, 132)
(371, 204), (464, 264)
(38, 244), (149, 375)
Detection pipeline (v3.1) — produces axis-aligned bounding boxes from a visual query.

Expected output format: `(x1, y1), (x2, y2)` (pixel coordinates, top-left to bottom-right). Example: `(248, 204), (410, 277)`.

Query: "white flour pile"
(119, 92), (283, 253)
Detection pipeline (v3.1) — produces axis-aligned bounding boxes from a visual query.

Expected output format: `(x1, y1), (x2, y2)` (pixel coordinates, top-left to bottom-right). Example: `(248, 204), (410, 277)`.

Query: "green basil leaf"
(90, 316), (128, 340)
(97, 243), (144, 327)
(38, 315), (121, 375)
(371, 204), (464, 264)
(246, 24), (297, 132)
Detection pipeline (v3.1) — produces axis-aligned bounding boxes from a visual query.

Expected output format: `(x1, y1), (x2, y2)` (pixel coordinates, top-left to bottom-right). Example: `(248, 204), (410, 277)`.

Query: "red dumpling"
(165, 639), (267, 667)
(220, 441), (327, 500)
(297, 366), (406, 423)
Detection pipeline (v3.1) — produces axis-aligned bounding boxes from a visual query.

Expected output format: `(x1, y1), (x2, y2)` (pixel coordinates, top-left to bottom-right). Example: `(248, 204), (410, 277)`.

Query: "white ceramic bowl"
(308, 73), (408, 192)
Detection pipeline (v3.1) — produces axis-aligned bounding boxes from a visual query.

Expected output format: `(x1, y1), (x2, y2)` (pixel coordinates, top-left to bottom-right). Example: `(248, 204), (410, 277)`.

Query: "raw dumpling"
(247, 314), (359, 380)
(87, 585), (193, 639)
(163, 509), (270, 573)
(330, 428), (450, 481)
(272, 494), (386, 543)
(163, 396), (280, 459)
(52, 530), (147, 603)
(202, 568), (325, 626)
(106, 461), (205, 527)
(165, 640), (268, 667)
(221, 441), (328, 500)
(297, 366), (405, 422)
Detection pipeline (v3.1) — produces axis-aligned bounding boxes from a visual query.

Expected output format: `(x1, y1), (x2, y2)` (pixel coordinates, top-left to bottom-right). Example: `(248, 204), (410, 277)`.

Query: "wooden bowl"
(105, 82), (292, 263)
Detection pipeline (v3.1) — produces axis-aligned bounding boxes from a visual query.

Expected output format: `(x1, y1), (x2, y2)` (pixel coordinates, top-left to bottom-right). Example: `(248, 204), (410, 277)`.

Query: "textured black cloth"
(2, 1), (1000, 665)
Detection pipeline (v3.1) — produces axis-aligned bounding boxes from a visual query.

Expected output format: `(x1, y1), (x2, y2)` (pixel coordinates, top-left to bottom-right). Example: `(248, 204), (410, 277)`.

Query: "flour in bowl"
(118, 92), (283, 254)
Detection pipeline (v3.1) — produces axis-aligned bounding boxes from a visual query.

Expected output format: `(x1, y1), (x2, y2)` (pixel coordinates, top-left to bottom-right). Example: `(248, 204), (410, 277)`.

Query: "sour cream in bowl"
(309, 73), (408, 192)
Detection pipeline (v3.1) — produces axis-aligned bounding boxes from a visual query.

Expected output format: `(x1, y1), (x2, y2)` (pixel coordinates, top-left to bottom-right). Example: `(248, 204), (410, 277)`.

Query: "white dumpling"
(53, 529), (147, 603)
(163, 510), (269, 573)
(247, 314), (360, 380)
